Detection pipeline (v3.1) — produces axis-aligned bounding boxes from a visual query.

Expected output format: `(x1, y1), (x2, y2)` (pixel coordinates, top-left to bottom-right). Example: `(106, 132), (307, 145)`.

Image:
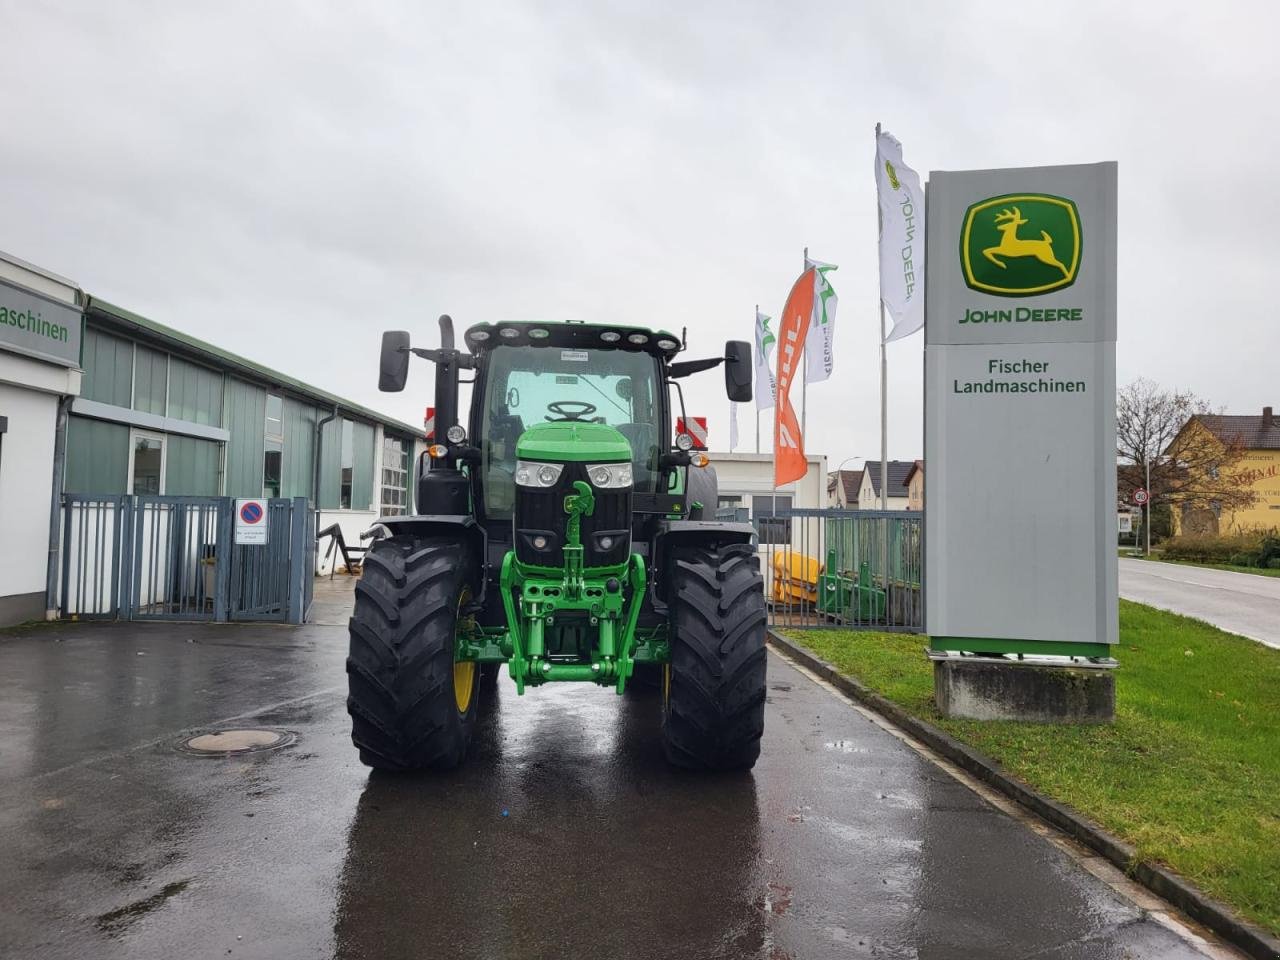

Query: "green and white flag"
(804, 257), (838, 382)
(754, 309), (776, 410)
(875, 130), (925, 342)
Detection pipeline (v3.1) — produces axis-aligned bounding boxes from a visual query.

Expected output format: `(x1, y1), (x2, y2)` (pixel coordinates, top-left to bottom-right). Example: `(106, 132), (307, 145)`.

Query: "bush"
(1162, 528), (1279, 566)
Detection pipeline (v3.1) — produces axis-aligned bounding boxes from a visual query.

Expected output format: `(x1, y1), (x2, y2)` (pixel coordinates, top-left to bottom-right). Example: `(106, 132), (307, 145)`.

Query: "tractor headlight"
(586, 463), (633, 489)
(674, 432), (694, 452)
(515, 460), (565, 488)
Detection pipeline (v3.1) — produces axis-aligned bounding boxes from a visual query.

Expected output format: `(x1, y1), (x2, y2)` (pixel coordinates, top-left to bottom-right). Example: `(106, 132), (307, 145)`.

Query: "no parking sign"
(235, 498), (269, 545)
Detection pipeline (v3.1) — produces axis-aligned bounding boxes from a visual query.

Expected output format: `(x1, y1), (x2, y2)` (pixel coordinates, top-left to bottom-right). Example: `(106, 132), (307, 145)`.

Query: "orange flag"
(774, 268), (815, 487)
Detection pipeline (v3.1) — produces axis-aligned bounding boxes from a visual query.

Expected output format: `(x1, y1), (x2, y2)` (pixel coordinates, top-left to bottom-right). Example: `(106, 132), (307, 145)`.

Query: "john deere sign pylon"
(924, 162), (1118, 722)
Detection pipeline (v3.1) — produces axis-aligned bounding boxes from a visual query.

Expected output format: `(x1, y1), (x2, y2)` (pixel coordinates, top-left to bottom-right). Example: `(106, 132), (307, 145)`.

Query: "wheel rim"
(453, 661), (476, 713)
(453, 588), (476, 714)
(662, 663), (671, 709)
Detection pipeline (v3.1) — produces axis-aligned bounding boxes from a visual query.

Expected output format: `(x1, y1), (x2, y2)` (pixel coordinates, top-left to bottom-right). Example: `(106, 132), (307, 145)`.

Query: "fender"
(361, 514), (488, 608)
(649, 519), (757, 613)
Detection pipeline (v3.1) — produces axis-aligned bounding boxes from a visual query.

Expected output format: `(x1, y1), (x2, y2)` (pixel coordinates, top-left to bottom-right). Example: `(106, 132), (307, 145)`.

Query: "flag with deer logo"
(804, 257), (838, 382)
(774, 269), (814, 487)
(754, 310), (776, 410)
(875, 130), (925, 342)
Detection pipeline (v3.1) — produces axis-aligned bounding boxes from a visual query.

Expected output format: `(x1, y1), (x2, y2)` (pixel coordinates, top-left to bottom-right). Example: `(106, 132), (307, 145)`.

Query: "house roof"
(827, 469), (862, 502)
(1187, 410), (1280, 450)
(85, 296), (427, 439)
(865, 460), (916, 495)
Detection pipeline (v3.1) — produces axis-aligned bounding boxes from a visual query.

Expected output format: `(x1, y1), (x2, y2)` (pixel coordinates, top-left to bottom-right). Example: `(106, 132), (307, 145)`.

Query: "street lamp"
(832, 456), (866, 508)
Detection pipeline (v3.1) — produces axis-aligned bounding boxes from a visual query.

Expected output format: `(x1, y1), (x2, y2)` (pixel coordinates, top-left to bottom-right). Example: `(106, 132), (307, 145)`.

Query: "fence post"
(214, 499), (233, 622)
(118, 497), (134, 619)
(286, 497), (309, 624)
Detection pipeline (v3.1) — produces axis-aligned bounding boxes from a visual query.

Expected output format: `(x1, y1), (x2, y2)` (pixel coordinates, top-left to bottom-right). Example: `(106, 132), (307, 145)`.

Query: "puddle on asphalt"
(824, 740), (869, 753)
(95, 879), (192, 933)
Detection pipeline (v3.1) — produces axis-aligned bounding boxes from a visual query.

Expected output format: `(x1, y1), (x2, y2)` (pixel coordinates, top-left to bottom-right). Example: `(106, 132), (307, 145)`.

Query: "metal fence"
(757, 508), (924, 633)
(59, 494), (314, 624)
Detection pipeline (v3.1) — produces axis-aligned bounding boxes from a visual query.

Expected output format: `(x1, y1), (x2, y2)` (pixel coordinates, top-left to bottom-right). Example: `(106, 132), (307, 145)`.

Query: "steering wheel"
(545, 400), (598, 422)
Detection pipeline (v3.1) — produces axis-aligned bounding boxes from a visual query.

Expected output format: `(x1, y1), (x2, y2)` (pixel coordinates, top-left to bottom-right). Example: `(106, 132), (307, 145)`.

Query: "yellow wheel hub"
(453, 661), (476, 713)
(453, 587), (476, 714)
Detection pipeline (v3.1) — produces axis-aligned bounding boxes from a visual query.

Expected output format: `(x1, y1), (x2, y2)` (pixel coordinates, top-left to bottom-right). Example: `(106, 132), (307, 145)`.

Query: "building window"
(264, 394), (284, 498)
(752, 494), (793, 544)
(716, 494), (745, 521)
(380, 437), (410, 516)
(340, 419), (354, 509)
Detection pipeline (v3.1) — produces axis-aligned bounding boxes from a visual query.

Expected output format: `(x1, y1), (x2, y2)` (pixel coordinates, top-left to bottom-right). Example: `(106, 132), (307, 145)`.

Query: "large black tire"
(663, 542), (767, 770)
(346, 535), (479, 771)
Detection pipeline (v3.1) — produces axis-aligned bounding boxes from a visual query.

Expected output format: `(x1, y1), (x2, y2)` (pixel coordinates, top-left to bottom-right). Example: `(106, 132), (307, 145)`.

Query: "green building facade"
(64, 299), (422, 513)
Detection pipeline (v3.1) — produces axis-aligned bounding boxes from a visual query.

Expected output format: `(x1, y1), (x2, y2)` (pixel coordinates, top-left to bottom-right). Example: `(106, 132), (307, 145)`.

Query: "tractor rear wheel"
(662, 542), (767, 770)
(346, 535), (478, 771)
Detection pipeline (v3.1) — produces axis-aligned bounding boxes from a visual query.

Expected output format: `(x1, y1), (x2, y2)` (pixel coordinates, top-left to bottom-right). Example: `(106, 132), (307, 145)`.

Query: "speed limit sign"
(1133, 488), (1149, 506)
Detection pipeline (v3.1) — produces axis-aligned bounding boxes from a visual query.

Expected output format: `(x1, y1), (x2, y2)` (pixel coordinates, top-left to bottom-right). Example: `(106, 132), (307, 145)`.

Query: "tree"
(1116, 378), (1256, 539)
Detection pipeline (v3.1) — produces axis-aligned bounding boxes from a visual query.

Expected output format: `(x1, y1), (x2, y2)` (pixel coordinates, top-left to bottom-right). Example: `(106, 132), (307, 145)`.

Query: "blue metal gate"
(59, 494), (314, 624)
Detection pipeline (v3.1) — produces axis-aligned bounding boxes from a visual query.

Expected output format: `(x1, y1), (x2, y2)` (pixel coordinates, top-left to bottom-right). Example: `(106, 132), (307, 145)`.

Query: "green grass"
(784, 601), (1280, 936)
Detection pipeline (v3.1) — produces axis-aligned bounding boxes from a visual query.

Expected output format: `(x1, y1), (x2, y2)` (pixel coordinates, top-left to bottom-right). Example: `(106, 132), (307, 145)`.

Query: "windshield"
(478, 345), (663, 517)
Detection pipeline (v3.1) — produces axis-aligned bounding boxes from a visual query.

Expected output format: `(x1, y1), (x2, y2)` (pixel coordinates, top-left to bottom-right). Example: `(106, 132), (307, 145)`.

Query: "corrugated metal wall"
(166, 435), (222, 496)
(223, 378), (266, 497)
(80, 328), (133, 407)
(133, 345), (168, 415)
(64, 416), (129, 494)
(318, 416), (342, 508)
(281, 397), (318, 499)
(168, 357), (224, 426)
(351, 420), (375, 510)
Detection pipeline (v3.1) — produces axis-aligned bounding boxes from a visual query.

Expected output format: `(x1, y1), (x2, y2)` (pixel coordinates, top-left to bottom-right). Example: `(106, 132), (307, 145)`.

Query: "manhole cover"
(177, 728), (295, 757)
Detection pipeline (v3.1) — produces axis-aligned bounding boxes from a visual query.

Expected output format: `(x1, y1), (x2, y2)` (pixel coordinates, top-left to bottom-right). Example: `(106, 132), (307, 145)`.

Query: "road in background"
(1119, 558), (1280, 649)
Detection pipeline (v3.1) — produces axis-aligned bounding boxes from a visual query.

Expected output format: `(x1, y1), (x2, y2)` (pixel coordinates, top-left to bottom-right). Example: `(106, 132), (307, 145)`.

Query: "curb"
(766, 629), (1280, 960)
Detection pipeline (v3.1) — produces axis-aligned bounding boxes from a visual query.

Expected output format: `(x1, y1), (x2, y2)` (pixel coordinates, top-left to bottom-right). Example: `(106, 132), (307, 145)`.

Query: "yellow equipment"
(771, 550), (821, 605)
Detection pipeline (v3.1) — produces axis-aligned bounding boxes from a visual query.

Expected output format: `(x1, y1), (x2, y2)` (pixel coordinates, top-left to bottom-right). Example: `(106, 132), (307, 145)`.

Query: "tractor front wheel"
(662, 542), (767, 770)
(346, 535), (478, 771)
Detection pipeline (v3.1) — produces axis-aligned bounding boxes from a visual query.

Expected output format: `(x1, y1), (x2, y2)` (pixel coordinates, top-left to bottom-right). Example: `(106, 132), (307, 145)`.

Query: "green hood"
(516, 422), (632, 463)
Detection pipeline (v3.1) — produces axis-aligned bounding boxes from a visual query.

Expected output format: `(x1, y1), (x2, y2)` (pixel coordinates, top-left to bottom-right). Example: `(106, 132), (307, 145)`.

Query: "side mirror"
(379, 330), (411, 392)
(724, 340), (752, 403)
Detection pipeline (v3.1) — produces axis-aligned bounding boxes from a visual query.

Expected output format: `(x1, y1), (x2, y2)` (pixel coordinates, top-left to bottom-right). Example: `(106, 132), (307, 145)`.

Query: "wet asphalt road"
(1119, 557), (1280, 648)
(0, 584), (1236, 959)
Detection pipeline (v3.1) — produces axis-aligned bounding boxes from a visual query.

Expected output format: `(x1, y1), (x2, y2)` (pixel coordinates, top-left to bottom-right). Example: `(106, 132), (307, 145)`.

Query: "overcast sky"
(3, 1), (1276, 472)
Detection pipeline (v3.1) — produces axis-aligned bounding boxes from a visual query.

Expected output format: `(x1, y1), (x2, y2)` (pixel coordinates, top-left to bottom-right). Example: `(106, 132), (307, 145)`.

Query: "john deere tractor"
(347, 316), (767, 771)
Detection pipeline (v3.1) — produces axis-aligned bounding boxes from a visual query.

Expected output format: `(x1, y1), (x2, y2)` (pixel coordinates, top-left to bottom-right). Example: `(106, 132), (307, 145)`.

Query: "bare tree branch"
(1116, 378), (1257, 517)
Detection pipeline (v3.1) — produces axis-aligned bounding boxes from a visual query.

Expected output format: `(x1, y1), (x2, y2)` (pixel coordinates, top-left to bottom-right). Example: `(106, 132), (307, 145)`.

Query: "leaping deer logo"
(982, 206), (1070, 278)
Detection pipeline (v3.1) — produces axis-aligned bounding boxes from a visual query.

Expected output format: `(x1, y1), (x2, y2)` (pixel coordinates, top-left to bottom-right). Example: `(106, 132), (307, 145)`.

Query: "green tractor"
(347, 316), (767, 771)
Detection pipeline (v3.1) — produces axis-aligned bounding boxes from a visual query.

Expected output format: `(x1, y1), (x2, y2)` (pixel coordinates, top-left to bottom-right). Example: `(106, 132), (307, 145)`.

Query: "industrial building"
(0, 250), (426, 627)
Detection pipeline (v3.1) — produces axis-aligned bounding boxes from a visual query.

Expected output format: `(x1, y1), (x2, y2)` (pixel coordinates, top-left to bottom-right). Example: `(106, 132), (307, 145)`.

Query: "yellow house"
(1170, 407), (1280, 534)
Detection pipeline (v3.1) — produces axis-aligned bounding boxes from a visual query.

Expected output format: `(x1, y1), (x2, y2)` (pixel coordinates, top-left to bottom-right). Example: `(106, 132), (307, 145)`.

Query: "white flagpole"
(755, 303), (761, 455)
(876, 123), (888, 511)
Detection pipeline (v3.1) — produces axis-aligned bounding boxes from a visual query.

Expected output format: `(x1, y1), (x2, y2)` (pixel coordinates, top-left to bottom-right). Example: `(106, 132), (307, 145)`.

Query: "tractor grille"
(515, 462), (631, 569)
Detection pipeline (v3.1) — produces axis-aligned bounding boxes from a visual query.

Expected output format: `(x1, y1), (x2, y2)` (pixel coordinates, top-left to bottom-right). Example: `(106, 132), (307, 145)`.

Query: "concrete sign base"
(931, 655), (1116, 723)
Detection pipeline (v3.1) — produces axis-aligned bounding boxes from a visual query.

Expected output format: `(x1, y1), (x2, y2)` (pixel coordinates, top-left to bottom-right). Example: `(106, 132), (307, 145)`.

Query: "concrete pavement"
(0, 581), (1245, 960)
(1119, 557), (1280, 648)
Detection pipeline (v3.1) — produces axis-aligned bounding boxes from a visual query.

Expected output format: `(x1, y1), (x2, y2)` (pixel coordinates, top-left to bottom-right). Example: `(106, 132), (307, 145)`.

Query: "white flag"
(875, 130), (925, 342)
(753, 310), (776, 410)
(729, 402), (740, 452)
(804, 257), (838, 382)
